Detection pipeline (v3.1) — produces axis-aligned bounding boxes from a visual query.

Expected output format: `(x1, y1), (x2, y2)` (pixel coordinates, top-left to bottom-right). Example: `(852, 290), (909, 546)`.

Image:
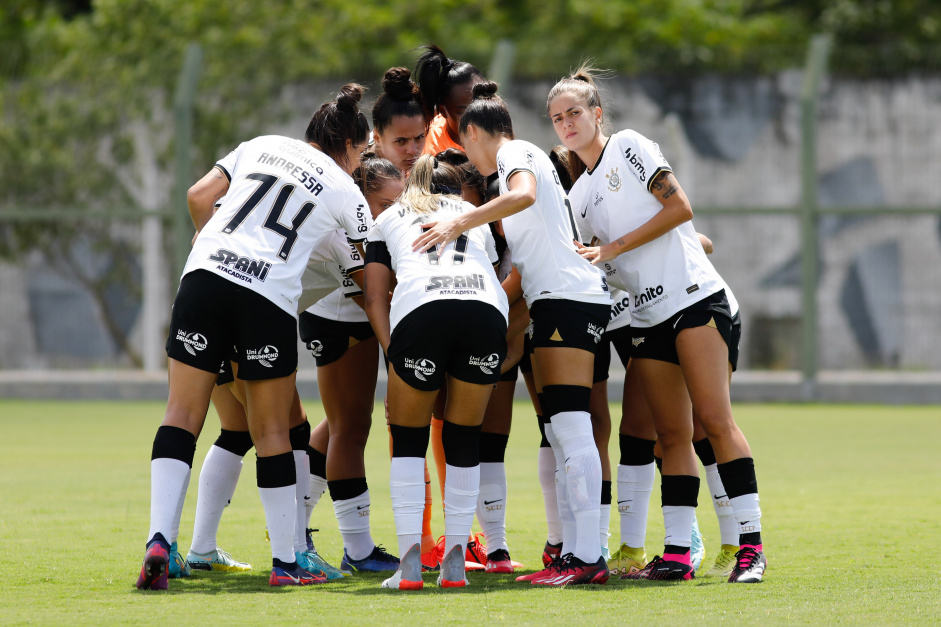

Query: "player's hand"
(576, 241), (617, 265)
(412, 219), (458, 254)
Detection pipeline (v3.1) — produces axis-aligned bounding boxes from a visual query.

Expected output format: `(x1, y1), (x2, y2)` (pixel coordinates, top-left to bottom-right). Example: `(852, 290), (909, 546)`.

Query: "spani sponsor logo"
(208, 248), (272, 283)
(176, 331), (208, 356)
(246, 345), (279, 368)
(425, 274), (486, 292)
(469, 353), (500, 375)
(404, 357), (436, 381)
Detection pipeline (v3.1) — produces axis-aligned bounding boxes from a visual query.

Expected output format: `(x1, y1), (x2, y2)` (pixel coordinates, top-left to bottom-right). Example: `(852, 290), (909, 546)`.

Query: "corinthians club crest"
(606, 167), (622, 192)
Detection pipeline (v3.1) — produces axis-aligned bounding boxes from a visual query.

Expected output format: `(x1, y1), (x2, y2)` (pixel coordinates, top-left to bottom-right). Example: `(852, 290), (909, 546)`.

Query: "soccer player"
(414, 82), (612, 586)
(415, 44), (484, 155)
(365, 155), (509, 590)
(372, 67), (428, 175)
(135, 84), (373, 590)
(300, 155), (405, 574)
(548, 68), (766, 583)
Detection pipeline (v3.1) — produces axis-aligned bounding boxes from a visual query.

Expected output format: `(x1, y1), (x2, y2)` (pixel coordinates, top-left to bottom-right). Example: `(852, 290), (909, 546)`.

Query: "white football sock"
(148, 458), (191, 544)
(190, 445), (242, 554)
(259, 484), (297, 563)
(551, 411), (602, 564)
(444, 463), (479, 558)
(169, 467), (191, 545)
(599, 503), (611, 556)
(663, 504), (695, 549)
(537, 446), (562, 545)
(704, 463), (739, 545)
(292, 450), (309, 553)
(333, 489), (375, 560)
(476, 462), (508, 553)
(544, 422), (575, 551)
(306, 474), (328, 528)
(390, 457), (425, 560)
(730, 493), (762, 539)
(618, 462), (655, 549)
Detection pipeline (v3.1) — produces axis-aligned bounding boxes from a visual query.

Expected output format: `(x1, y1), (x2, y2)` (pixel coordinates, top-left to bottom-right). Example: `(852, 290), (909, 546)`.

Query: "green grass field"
(1, 400), (939, 624)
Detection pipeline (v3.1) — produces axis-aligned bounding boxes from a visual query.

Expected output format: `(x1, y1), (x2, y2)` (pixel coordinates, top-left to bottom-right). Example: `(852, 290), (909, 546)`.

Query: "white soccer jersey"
(366, 196), (509, 331)
(297, 229), (364, 314)
(568, 129), (725, 327)
(184, 135), (372, 317)
(608, 287), (632, 332)
(496, 140), (611, 308)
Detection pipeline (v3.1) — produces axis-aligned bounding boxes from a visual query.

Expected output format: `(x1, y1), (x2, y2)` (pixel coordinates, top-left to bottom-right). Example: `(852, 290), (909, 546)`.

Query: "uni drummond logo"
(176, 331), (208, 356)
(403, 357), (436, 381)
(246, 345), (279, 368)
(307, 340), (324, 358)
(469, 353), (500, 375)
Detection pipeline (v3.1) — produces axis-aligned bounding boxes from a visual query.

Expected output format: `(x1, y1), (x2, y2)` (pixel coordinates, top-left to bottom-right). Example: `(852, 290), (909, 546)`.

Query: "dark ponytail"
(353, 153), (402, 198)
(372, 67), (426, 135)
(414, 44), (483, 121)
(305, 83), (370, 170)
(458, 81), (514, 139)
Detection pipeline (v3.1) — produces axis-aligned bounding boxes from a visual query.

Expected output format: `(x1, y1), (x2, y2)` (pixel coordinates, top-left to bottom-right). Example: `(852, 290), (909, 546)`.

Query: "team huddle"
(135, 44), (767, 591)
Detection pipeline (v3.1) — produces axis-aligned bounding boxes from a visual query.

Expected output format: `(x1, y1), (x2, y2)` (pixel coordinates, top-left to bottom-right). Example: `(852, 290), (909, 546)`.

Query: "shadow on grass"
(137, 569), (714, 595)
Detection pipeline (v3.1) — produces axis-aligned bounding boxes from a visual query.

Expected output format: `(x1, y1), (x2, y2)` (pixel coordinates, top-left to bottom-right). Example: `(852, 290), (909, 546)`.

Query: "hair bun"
(472, 80), (499, 100)
(336, 83), (365, 112)
(382, 67), (417, 101)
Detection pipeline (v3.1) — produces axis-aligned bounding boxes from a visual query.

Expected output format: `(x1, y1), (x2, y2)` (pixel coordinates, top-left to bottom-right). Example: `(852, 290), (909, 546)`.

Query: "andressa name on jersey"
(258, 139), (330, 196)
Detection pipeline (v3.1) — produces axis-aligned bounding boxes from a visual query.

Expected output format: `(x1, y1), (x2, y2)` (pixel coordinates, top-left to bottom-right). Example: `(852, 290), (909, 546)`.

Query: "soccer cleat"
(305, 528), (349, 579)
(421, 535), (444, 571)
(136, 535), (170, 590)
(606, 544), (647, 576)
(380, 543), (423, 590)
(186, 547), (253, 572)
(621, 555), (695, 581)
(541, 541), (563, 567)
(530, 553), (609, 586)
(341, 545), (400, 573)
(728, 546), (767, 583)
(269, 563), (325, 586)
(690, 517), (705, 573)
(485, 548), (515, 574)
(704, 544), (739, 577)
(168, 542), (191, 578)
(437, 545), (469, 588)
(465, 532), (488, 567)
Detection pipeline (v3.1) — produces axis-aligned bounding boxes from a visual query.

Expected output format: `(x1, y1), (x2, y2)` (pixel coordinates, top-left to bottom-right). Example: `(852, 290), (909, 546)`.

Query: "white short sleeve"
(615, 131), (672, 193)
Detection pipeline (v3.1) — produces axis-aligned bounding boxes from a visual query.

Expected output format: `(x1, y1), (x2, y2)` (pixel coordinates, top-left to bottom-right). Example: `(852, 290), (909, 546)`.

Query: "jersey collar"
(586, 137), (611, 176)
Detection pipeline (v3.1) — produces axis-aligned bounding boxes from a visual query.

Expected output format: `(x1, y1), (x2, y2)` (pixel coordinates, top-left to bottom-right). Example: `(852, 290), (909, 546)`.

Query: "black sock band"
(307, 446), (327, 479)
(601, 480), (612, 506)
(654, 456), (663, 473)
(537, 415), (550, 447)
(256, 452), (296, 489)
(152, 425), (197, 466)
(619, 434), (656, 466)
(542, 384), (591, 419)
(693, 438), (717, 467)
(442, 421), (481, 468)
(328, 477), (368, 502)
(717, 457), (758, 499)
(390, 424), (430, 459)
(661, 474), (700, 507)
(214, 429), (253, 457)
(664, 545), (691, 555)
(537, 393), (546, 417)
(289, 421), (311, 451)
(479, 431), (509, 463)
